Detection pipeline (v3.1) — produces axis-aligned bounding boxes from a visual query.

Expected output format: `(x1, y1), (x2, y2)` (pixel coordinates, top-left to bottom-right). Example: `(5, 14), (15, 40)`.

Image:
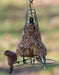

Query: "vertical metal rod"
(42, 55), (46, 69)
(30, 58), (32, 64)
(29, 3), (32, 17)
(23, 10), (28, 64)
(34, 9), (38, 24)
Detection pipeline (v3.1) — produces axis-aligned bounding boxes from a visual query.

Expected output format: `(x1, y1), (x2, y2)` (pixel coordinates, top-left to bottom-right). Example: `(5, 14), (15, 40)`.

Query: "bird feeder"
(15, 0), (56, 69)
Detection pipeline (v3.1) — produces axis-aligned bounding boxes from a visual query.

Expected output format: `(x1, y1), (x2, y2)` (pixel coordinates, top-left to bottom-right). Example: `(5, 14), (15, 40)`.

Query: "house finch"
(4, 50), (19, 74)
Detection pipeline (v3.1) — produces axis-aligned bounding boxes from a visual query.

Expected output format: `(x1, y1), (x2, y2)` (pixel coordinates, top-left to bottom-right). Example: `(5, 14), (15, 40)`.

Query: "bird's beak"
(4, 53), (6, 55)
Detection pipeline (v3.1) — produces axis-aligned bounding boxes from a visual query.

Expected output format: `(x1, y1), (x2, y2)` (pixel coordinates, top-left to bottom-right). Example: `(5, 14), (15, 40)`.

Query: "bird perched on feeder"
(4, 50), (19, 74)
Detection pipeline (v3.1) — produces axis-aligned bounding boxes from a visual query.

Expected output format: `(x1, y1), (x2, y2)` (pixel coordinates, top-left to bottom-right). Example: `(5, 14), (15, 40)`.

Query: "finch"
(4, 50), (19, 74)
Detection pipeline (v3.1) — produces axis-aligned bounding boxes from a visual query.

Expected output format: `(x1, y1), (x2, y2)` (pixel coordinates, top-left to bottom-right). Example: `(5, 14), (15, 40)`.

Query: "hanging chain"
(29, 0), (33, 17)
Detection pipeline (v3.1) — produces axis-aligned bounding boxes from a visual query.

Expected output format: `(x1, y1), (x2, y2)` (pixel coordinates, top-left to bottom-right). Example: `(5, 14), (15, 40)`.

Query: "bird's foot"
(9, 67), (14, 74)
(9, 69), (13, 74)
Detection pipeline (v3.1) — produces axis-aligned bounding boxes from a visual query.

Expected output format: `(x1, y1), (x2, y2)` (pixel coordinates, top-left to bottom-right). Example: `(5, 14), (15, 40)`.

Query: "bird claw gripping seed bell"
(16, 0), (47, 68)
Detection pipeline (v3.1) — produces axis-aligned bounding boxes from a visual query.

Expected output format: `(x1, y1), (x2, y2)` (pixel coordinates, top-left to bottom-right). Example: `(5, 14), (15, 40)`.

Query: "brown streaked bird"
(4, 50), (19, 74)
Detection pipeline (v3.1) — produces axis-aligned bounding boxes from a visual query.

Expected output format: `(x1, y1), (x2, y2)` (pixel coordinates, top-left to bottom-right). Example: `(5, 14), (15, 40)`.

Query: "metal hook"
(29, 0), (33, 3)
(29, 0), (33, 17)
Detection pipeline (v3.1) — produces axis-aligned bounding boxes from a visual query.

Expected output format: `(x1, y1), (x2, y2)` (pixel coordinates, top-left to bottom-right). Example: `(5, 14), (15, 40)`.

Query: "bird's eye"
(6, 52), (9, 55)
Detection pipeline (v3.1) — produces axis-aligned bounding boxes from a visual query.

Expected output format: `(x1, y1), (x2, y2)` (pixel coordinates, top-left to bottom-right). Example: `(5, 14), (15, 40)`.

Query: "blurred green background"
(0, 0), (59, 75)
